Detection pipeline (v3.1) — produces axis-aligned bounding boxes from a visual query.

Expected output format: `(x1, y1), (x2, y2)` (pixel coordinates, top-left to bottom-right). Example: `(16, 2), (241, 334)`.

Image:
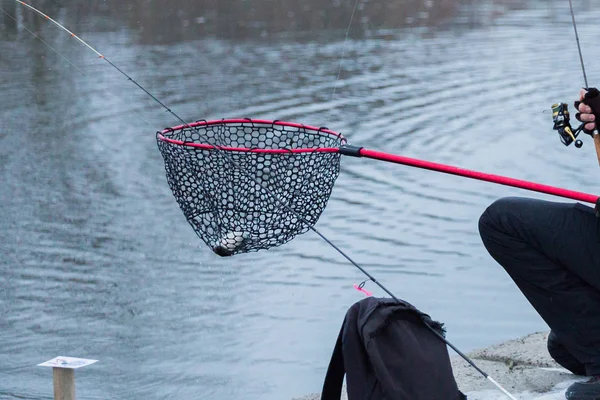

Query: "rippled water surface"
(1, 1), (600, 399)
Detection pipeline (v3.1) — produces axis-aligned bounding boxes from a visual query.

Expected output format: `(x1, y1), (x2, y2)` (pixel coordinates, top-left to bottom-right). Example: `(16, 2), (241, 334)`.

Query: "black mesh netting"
(157, 120), (346, 256)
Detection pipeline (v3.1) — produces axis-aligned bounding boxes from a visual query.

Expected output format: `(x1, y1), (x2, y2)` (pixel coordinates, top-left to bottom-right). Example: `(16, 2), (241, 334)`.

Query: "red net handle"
(352, 147), (599, 205)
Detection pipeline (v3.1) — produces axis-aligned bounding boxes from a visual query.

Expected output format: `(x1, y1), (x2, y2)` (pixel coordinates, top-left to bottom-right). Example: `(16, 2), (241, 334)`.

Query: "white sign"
(38, 356), (98, 369)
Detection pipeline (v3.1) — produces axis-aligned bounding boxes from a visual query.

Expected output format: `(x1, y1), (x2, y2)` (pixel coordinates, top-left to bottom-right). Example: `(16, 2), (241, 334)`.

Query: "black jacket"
(321, 297), (466, 400)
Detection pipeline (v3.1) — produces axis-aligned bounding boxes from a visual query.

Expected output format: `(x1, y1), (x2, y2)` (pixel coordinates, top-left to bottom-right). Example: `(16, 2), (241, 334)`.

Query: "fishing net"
(156, 119), (346, 256)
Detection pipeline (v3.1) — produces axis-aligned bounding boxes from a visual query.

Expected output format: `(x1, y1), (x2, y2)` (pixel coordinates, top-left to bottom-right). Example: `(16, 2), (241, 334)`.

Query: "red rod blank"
(359, 149), (599, 205)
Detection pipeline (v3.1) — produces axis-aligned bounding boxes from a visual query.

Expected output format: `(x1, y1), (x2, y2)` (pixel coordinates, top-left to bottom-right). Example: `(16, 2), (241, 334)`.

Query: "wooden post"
(38, 356), (98, 400)
(52, 367), (75, 400)
(53, 367), (76, 400)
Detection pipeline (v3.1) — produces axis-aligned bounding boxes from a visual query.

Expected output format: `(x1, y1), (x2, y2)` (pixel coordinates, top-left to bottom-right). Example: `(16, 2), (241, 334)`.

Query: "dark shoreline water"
(1, 0), (532, 42)
(1, 1), (599, 399)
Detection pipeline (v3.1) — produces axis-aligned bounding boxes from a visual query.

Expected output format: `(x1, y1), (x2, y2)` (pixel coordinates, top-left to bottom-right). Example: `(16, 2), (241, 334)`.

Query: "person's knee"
(478, 197), (519, 239)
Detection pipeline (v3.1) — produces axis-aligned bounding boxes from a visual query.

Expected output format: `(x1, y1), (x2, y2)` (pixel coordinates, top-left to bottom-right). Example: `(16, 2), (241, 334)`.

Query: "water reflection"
(2, 0), (535, 43)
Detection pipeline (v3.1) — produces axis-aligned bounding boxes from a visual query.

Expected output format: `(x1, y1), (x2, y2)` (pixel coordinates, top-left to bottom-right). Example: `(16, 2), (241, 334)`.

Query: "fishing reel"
(551, 102), (586, 148)
(552, 87), (600, 148)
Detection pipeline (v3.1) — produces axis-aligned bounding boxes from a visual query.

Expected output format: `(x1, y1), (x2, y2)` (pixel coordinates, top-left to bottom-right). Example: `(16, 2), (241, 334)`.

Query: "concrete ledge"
(453, 331), (581, 399)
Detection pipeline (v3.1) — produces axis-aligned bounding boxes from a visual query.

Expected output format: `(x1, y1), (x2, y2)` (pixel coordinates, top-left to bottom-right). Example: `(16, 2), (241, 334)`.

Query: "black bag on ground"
(320, 296), (466, 400)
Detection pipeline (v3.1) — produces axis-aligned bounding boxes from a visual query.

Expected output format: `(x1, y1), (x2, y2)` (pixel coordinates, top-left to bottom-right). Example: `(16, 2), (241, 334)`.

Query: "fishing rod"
(551, 0), (600, 152)
(8, 1), (596, 399)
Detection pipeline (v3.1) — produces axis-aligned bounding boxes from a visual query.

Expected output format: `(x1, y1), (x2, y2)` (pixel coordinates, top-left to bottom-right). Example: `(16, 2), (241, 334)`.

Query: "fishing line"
(5, 2), (518, 398)
(568, 0), (588, 89)
(330, 0), (360, 102)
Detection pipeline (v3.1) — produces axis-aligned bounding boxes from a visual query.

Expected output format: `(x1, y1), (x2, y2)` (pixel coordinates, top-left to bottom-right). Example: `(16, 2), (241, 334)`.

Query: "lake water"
(1, 1), (599, 399)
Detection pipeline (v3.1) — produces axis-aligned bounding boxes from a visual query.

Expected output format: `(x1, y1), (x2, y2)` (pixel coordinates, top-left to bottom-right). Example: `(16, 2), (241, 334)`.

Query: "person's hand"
(576, 88), (596, 132)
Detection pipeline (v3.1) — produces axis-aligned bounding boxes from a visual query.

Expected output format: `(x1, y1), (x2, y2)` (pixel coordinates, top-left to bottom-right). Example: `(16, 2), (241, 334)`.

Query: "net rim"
(156, 118), (347, 153)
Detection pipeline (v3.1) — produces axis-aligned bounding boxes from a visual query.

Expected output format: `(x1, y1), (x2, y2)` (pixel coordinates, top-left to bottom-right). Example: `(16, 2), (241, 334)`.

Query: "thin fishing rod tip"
(486, 376), (519, 400)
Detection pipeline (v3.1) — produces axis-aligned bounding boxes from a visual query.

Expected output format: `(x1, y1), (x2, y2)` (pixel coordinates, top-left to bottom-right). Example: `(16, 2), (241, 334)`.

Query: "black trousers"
(478, 197), (600, 376)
